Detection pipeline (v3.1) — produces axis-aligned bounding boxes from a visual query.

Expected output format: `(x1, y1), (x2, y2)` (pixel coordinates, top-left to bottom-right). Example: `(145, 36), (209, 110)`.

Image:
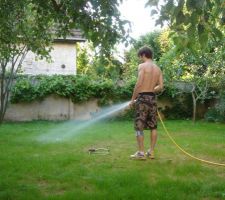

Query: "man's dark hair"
(137, 46), (153, 59)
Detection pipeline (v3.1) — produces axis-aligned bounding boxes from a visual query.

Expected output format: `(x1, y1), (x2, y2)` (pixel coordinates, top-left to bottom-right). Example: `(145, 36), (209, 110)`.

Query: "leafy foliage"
(155, 24), (224, 121)
(159, 36), (224, 96)
(0, 0), (130, 67)
(123, 30), (163, 79)
(146, 0), (224, 52)
(133, 31), (163, 61)
(205, 90), (225, 122)
(76, 42), (124, 80)
(144, 1), (225, 88)
(76, 43), (94, 75)
(160, 92), (193, 119)
(204, 107), (225, 123)
(10, 75), (134, 106)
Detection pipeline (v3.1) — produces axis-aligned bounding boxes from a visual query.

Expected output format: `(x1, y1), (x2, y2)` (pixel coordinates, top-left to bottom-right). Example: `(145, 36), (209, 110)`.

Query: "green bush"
(159, 87), (193, 120)
(10, 75), (132, 105)
(11, 75), (77, 103)
(204, 108), (225, 122)
(10, 77), (38, 102)
(204, 90), (225, 123)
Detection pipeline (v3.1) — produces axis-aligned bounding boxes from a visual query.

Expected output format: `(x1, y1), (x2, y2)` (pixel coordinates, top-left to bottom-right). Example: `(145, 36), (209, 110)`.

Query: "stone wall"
(5, 95), (208, 122)
(5, 95), (99, 121)
(4, 95), (173, 122)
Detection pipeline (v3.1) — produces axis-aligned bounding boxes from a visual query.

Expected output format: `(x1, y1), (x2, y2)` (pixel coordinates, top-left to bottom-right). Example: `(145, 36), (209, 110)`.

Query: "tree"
(92, 53), (123, 80)
(146, 0), (224, 52)
(0, 0), (129, 123)
(76, 43), (94, 75)
(159, 38), (224, 121)
(77, 42), (124, 80)
(148, 0), (225, 121)
(133, 31), (163, 61)
(123, 30), (163, 79)
(173, 79), (210, 122)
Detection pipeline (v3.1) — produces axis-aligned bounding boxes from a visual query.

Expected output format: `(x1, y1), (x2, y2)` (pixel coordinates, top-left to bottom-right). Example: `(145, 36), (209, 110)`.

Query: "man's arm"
(154, 70), (163, 93)
(131, 65), (144, 101)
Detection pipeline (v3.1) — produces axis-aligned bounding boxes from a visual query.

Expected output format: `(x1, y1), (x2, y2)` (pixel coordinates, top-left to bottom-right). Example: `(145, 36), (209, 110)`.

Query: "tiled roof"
(54, 29), (86, 43)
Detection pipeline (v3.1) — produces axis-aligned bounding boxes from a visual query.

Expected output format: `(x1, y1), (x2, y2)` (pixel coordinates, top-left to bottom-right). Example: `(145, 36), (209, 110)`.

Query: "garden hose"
(157, 110), (225, 167)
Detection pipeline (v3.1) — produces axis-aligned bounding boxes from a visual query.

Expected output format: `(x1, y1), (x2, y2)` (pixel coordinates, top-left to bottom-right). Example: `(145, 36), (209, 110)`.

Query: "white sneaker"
(130, 151), (146, 160)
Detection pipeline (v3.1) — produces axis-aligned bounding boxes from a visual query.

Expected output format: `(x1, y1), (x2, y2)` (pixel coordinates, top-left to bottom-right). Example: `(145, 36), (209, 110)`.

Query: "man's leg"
(137, 134), (144, 153)
(146, 129), (157, 159)
(130, 130), (146, 159)
(134, 119), (145, 153)
(131, 96), (146, 159)
(150, 129), (157, 152)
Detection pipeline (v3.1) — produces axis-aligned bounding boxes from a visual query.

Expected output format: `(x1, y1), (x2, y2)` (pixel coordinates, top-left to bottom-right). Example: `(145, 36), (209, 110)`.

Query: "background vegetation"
(75, 25), (225, 122)
(10, 75), (133, 106)
(10, 23), (224, 122)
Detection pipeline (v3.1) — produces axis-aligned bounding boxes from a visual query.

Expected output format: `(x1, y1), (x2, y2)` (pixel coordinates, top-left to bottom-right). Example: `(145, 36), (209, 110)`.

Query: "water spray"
(37, 101), (130, 143)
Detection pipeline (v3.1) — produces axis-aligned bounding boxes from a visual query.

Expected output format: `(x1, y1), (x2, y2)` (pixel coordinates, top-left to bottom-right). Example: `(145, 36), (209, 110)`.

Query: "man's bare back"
(138, 61), (163, 93)
(131, 61), (163, 101)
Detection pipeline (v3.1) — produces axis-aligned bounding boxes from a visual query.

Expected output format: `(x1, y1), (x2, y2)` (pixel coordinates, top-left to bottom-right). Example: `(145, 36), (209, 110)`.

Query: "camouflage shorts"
(134, 92), (157, 131)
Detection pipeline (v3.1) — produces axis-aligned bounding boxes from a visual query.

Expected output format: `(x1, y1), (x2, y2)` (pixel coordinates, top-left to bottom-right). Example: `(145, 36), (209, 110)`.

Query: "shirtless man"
(130, 46), (163, 160)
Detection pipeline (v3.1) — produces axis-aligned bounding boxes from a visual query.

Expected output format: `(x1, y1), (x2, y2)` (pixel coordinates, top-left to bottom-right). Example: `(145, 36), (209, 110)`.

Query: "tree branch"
(51, 0), (63, 12)
(3, 46), (27, 97)
(1, 47), (28, 119)
(0, 62), (6, 121)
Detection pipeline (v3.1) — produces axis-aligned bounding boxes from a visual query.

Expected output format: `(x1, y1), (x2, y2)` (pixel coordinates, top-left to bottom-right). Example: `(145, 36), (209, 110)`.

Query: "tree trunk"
(0, 48), (28, 124)
(0, 63), (6, 124)
(192, 92), (196, 122)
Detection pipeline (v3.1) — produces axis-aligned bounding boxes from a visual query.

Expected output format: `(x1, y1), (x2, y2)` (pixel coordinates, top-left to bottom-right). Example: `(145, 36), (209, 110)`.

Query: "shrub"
(159, 89), (193, 120)
(204, 90), (225, 123)
(10, 75), (131, 105)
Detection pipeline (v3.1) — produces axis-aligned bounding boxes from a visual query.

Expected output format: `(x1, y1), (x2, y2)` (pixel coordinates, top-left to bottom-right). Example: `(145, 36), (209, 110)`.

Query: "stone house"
(21, 30), (85, 75)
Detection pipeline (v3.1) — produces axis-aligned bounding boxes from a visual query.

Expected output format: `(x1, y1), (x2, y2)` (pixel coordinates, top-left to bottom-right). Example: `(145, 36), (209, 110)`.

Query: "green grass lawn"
(0, 120), (225, 200)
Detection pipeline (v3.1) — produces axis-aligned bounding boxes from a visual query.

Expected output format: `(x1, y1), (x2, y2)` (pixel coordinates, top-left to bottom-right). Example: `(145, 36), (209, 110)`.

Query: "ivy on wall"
(10, 75), (135, 106)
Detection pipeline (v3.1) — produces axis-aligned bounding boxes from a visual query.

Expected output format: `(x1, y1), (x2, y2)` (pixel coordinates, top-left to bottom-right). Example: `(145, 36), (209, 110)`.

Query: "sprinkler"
(88, 148), (110, 155)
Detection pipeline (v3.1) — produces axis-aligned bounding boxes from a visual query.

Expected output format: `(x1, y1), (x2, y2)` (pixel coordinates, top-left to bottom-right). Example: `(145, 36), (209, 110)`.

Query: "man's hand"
(129, 100), (135, 108)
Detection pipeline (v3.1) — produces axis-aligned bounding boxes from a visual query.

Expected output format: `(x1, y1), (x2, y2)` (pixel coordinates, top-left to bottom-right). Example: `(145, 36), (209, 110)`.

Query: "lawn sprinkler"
(88, 148), (110, 155)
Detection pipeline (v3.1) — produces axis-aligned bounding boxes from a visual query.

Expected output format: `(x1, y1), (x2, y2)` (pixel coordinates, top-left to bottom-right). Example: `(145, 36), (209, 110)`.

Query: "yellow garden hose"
(157, 110), (225, 167)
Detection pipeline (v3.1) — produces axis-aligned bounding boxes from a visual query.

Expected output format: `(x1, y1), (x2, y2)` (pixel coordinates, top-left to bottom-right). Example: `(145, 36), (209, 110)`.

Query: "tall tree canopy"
(0, 0), (129, 59)
(123, 30), (163, 79)
(146, 0), (224, 52)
